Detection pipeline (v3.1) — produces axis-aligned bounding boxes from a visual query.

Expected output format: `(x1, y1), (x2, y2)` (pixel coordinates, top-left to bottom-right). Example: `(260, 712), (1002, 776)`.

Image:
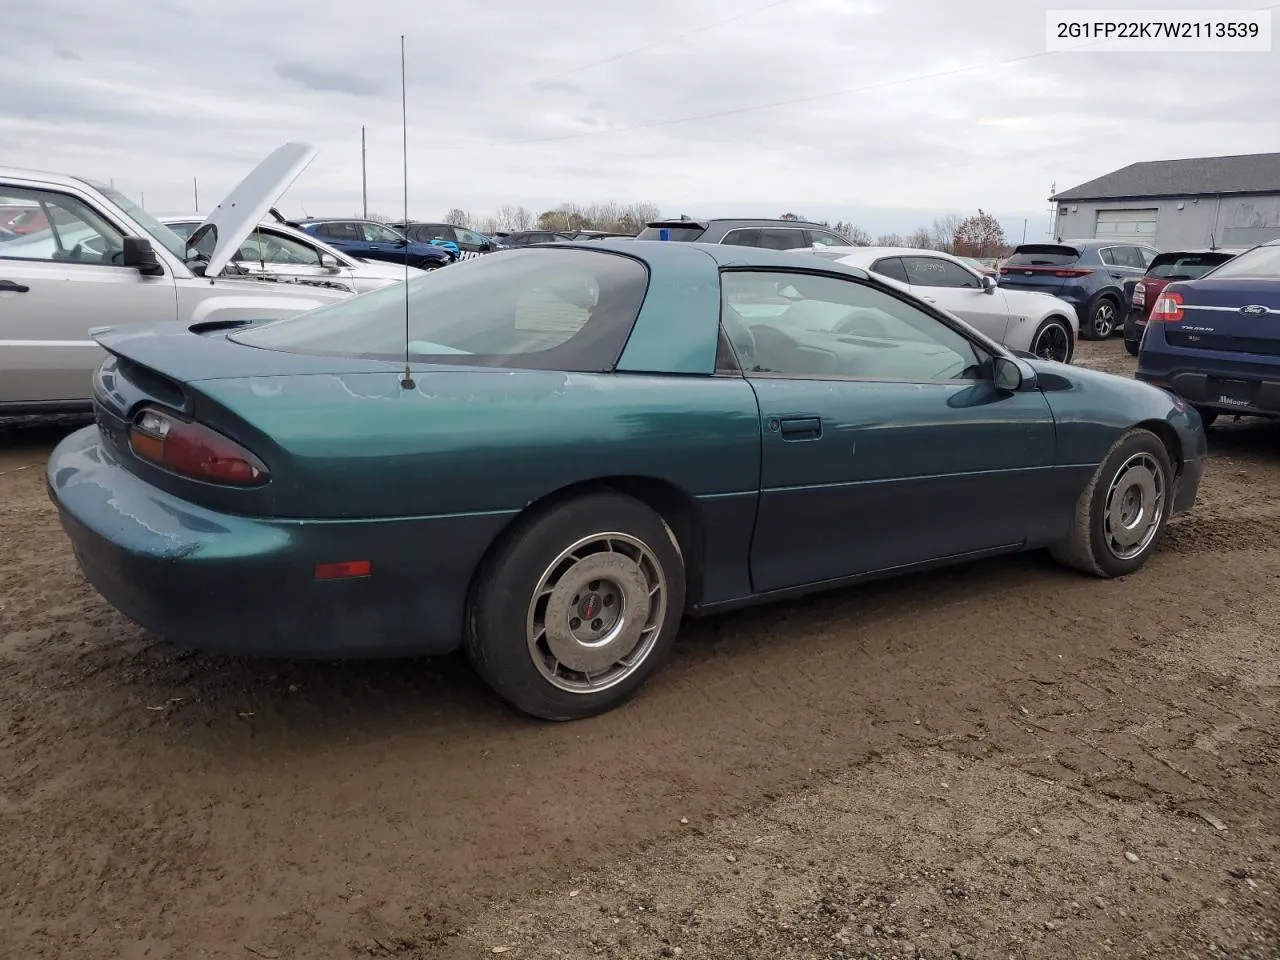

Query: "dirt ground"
(1, 339), (1277, 960)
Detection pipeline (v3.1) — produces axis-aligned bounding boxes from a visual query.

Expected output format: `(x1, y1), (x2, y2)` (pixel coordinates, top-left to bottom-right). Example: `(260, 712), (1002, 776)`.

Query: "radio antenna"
(398, 33), (415, 390)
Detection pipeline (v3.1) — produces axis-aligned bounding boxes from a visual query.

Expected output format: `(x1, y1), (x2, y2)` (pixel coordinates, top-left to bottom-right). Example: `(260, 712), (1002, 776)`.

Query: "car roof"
(0, 166), (95, 189)
(573, 239), (872, 279)
(649, 217), (834, 230)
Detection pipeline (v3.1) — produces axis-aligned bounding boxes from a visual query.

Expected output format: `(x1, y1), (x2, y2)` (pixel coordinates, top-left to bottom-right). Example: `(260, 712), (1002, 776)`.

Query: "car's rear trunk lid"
(1159, 278), (1280, 355)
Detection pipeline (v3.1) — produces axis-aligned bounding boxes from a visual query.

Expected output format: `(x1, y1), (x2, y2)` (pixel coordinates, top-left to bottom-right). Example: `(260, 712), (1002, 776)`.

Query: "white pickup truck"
(0, 143), (353, 413)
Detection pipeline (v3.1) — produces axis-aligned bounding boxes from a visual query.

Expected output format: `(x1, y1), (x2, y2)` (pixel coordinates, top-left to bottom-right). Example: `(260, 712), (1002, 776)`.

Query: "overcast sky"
(4, 0), (1277, 238)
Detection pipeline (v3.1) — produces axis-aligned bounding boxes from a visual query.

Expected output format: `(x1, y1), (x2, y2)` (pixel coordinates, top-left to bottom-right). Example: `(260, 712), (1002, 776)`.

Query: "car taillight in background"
(129, 407), (269, 486)
(998, 265), (1093, 278)
(1150, 291), (1185, 323)
(1051, 268), (1093, 278)
(1133, 281), (1146, 306)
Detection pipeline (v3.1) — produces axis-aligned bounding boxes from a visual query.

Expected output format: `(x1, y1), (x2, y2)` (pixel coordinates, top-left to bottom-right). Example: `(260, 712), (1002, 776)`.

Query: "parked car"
(0, 142), (352, 413)
(502, 229), (577, 247)
(1135, 238), (1280, 427)
(957, 255), (998, 277)
(392, 221), (503, 259)
(47, 240), (1204, 720)
(814, 246), (1078, 363)
(635, 216), (850, 249)
(998, 240), (1159, 340)
(567, 230), (636, 241)
(291, 218), (452, 270)
(1121, 248), (1243, 355)
(163, 216), (424, 294)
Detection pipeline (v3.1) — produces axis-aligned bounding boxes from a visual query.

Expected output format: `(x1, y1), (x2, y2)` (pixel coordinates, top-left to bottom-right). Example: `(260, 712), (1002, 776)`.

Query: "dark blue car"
(291, 218), (452, 270)
(999, 239), (1158, 341)
(1136, 238), (1280, 428)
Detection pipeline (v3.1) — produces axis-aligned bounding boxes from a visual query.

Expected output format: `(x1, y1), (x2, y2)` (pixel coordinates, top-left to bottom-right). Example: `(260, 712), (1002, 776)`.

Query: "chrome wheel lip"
(525, 532), (668, 695)
(1103, 452), (1166, 561)
(1032, 321), (1072, 363)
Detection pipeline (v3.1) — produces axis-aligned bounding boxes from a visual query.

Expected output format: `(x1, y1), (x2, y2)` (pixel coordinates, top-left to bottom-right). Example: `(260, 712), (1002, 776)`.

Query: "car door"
(900, 254), (1011, 342)
(0, 183), (177, 407)
(453, 227), (491, 259)
(314, 221), (366, 257)
(720, 268), (1058, 594)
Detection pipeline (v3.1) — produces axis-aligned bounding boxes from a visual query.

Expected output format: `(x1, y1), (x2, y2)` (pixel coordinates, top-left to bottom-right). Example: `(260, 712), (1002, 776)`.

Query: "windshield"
(635, 225), (706, 241)
(230, 247), (649, 370)
(82, 180), (189, 260)
(1204, 244), (1280, 280)
(1147, 253), (1235, 280)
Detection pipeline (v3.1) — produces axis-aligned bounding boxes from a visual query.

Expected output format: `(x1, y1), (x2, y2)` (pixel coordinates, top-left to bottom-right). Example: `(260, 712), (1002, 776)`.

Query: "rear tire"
(1029, 316), (1074, 364)
(1080, 297), (1119, 340)
(1050, 428), (1173, 578)
(418, 260), (442, 271)
(1124, 338), (1140, 356)
(464, 492), (686, 721)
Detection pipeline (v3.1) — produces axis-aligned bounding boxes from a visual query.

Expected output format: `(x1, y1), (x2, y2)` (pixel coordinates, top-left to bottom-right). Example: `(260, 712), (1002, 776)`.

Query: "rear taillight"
(129, 407), (269, 486)
(1052, 268), (1093, 278)
(1150, 291), (1184, 323)
(1133, 281), (1146, 306)
(999, 266), (1009, 275)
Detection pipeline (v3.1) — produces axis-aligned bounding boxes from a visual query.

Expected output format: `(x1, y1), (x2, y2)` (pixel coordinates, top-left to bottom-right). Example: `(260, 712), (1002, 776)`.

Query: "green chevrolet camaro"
(48, 240), (1206, 720)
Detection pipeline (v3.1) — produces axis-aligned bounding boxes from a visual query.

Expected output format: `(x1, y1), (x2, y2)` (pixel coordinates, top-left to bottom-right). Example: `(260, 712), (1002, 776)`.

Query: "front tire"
(418, 260), (442, 271)
(1050, 428), (1173, 578)
(1029, 316), (1074, 364)
(1080, 297), (1119, 340)
(465, 492), (686, 720)
(1124, 338), (1139, 356)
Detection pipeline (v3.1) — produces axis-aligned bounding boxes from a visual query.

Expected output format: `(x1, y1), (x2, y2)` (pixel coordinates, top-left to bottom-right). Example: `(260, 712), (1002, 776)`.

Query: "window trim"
(0, 183), (157, 273)
(717, 265), (1000, 387)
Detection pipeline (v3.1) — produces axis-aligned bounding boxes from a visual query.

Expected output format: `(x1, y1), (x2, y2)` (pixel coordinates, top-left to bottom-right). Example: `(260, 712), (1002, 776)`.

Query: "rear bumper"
(1136, 333), (1280, 421)
(47, 426), (513, 657)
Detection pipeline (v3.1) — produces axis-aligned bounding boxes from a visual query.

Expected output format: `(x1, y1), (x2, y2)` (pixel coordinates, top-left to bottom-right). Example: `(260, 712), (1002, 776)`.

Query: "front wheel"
(418, 260), (443, 271)
(1029, 316), (1074, 364)
(1081, 298), (1119, 340)
(1050, 428), (1173, 578)
(465, 492), (686, 720)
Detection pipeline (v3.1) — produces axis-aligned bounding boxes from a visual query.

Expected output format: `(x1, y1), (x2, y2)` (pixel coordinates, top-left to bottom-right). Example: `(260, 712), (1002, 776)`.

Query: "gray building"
(1051, 152), (1280, 251)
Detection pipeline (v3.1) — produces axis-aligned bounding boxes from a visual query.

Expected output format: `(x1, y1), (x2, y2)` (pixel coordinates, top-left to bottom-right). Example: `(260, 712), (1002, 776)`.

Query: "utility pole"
(361, 125), (368, 219)
(1021, 218), (1027, 243)
(193, 176), (200, 212)
(1048, 181), (1057, 237)
(141, 191), (146, 210)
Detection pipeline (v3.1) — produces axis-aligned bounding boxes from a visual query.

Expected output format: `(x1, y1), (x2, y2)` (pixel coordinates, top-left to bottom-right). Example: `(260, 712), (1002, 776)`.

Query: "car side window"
(721, 228), (762, 247)
(757, 228), (809, 250)
(1098, 247), (1117, 266)
(318, 222), (360, 241)
(1137, 246), (1158, 267)
(455, 228), (486, 246)
(808, 230), (848, 247)
(720, 270), (984, 383)
(870, 257), (909, 283)
(235, 230), (322, 266)
(1117, 246), (1145, 268)
(901, 256), (981, 289)
(361, 222), (403, 244)
(0, 187), (127, 266)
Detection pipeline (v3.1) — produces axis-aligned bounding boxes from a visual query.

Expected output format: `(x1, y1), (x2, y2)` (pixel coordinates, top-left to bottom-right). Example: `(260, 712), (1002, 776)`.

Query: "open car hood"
(187, 142), (317, 277)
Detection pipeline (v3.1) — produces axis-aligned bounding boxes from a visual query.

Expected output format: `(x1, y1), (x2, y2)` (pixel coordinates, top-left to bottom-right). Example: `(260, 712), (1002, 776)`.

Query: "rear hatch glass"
(1147, 252), (1235, 280)
(999, 244), (1083, 291)
(635, 223), (707, 242)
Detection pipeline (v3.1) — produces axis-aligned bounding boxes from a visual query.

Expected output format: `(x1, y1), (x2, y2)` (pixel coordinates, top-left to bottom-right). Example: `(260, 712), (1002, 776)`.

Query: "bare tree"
(929, 214), (963, 254)
(876, 232), (905, 247)
(363, 211), (395, 223)
(907, 227), (934, 250)
(953, 209), (1007, 258)
(495, 204), (534, 231)
(443, 208), (472, 228)
(779, 212), (806, 221)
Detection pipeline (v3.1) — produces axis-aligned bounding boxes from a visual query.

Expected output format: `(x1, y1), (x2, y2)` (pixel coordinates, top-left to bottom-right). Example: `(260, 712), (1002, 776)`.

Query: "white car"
(0, 142), (352, 412)
(161, 215), (422, 294)
(813, 246), (1079, 364)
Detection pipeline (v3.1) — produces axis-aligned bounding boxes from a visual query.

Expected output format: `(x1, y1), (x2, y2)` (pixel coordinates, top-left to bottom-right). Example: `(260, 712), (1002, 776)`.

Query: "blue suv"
(1136, 238), (1280, 428)
(998, 239), (1158, 340)
(291, 218), (452, 270)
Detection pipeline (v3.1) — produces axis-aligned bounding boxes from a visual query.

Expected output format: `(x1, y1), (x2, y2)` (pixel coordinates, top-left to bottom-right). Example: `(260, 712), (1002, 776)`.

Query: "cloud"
(275, 62), (382, 97)
(0, 0), (1274, 236)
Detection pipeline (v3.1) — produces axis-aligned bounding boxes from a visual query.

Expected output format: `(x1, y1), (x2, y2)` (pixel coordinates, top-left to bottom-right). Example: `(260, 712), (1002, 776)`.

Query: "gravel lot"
(1, 339), (1277, 960)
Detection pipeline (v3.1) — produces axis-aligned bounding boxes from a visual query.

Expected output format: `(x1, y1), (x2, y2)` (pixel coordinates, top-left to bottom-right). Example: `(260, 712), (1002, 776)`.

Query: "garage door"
(1094, 208), (1158, 243)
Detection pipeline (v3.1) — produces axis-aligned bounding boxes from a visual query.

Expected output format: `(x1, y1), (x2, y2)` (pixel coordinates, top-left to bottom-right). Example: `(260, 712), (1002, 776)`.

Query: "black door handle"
(0, 280), (30, 292)
(779, 416), (822, 440)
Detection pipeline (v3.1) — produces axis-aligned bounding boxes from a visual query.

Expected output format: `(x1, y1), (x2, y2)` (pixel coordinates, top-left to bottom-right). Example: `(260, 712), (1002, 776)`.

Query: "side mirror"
(121, 236), (164, 276)
(981, 274), (997, 293)
(318, 253), (342, 273)
(994, 355), (1037, 392)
